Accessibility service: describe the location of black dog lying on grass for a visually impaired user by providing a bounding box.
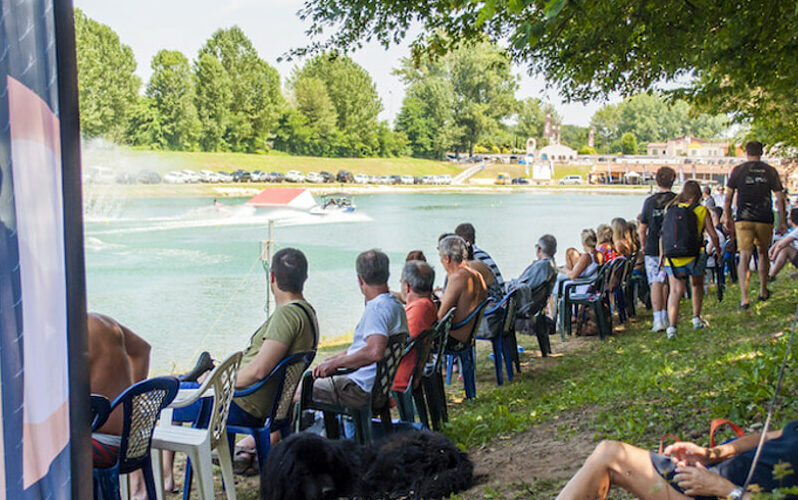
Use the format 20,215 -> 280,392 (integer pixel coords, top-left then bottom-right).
262,430 -> 474,499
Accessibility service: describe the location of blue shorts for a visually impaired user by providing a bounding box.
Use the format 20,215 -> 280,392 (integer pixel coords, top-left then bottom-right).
173,381 -> 263,427
649,452 -> 717,499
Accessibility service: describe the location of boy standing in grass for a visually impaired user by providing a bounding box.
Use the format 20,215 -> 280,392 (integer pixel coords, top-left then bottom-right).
638,166 -> 676,333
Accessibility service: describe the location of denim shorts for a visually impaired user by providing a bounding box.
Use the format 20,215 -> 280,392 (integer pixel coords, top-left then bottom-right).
665,253 -> 707,278
649,452 -> 717,500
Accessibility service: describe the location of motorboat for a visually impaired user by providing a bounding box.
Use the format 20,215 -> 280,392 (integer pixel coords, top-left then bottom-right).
309,193 -> 356,216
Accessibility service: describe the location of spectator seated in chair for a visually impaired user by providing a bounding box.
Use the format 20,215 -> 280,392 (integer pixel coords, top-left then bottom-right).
306,249 -> 408,410
88,313 -> 152,499
162,247 -> 319,483
436,235 -> 488,349
391,260 -> 438,392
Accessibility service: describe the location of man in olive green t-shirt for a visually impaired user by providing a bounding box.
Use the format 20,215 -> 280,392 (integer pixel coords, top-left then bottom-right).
163,247 -> 318,488
233,295 -> 317,420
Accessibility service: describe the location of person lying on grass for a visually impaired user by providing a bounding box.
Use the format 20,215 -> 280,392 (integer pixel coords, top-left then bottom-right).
557,419 -> 798,500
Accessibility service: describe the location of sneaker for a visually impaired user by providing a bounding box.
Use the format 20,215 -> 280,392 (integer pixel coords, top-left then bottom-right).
692,316 -> 708,330
651,318 -> 666,332
666,326 -> 677,339
179,351 -> 214,382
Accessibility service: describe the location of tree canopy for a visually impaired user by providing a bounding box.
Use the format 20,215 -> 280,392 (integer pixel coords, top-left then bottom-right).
146,50 -> 200,150
291,0 -> 798,148
590,93 -> 727,153
395,41 -> 517,157
74,8 -> 141,142
198,27 -> 284,153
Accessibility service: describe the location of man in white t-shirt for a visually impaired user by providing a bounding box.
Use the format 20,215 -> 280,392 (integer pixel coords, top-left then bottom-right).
310,249 -> 408,407
768,208 -> 798,280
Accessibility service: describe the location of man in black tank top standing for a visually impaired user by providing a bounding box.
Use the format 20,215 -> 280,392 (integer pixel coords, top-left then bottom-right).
723,141 -> 787,309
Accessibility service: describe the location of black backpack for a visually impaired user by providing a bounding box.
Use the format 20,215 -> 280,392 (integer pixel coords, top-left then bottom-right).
661,202 -> 700,258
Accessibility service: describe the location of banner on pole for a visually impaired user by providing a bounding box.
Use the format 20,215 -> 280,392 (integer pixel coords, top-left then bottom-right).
1,1 -> 76,498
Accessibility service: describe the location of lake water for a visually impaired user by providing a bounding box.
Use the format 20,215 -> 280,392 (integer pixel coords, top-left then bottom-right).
84,191 -> 646,373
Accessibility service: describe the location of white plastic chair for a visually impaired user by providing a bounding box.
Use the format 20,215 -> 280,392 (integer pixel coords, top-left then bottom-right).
151,351 -> 242,500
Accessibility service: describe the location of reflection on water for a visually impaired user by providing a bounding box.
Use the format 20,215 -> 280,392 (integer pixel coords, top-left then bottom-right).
84,192 -> 645,373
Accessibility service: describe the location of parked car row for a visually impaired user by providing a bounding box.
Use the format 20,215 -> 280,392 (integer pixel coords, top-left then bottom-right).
86,167 -> 456,186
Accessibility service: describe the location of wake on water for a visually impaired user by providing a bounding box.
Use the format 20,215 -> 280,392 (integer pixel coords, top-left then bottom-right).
85,202 -> 372,237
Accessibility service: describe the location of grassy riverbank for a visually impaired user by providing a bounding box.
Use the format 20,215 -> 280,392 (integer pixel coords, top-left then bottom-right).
443,275 -> 798,498
165,275 -> 797,499
84,147 -> 461,177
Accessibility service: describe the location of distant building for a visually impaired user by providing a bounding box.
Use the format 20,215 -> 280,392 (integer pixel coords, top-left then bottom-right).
647,136 -> 729,157
543,112 -> 561,145
540,143 -> 577,161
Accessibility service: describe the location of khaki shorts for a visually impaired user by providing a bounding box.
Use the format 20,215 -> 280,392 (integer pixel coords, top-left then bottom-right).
312,375 -> 370,408
735,222 -> 773,252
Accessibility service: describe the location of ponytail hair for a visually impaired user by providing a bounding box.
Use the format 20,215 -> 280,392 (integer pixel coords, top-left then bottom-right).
668,180 -> 702,208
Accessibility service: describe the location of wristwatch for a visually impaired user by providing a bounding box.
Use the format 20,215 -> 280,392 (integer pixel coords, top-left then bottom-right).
728,486 -> 745,500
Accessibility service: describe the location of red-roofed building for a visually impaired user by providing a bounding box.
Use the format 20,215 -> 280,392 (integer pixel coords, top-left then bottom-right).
247,188 -> 316,208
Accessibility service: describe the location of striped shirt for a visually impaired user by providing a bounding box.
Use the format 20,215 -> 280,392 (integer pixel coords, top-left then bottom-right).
473,245 -> 504,287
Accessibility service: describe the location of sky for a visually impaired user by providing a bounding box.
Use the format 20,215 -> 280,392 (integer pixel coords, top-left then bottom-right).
73,0 -> 616,127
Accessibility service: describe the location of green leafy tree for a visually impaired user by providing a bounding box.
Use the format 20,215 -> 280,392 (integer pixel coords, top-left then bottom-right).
515,97 -> 546,144
291,0 -> 798,149
449,42 -> 518,155
293,77 -> 338,136
146,50 -> 200,150
294,53 -> 382,156
194,53 -> 232,152
74,8 -> 141,142
561,124 -> 588,149
396,40 -> 517,157
590,104 -> 620,153
620,132 -> 638,155
197,27 -> 284,153
125,97 -> 165,149
395,69 -> 457,159
592,93 -> 728,151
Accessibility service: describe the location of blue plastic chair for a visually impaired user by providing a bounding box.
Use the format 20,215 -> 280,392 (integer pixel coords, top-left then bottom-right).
91,394 -> 111,431
92,376 -> 179,500
476,289 -> 519,386
226,351 -> 315,474
444,299 -> 490,399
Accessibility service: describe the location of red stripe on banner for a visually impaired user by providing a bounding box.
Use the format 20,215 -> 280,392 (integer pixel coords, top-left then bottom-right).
7,76 -> 61,156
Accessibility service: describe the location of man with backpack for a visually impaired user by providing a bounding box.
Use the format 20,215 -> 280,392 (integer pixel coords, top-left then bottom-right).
723,141 -> 787,309
660,181 -> 721,339
638,166 -> 677,333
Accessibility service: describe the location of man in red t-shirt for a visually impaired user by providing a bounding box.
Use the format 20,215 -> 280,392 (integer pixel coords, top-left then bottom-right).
392,260 -> 438,392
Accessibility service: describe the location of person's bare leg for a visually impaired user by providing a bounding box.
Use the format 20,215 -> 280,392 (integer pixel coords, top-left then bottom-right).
757,245 -> 769,297
738,249 -> 753,306
650,282 -> 664,313
557,441 -> 690,500
667,276 -> 685,328
690,274 -> 704,318
161,449 -> 178,492
770,248 -> 790,278
129,470 -> 147,500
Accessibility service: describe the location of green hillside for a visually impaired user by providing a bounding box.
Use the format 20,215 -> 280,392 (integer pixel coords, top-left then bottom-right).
83,148 -> 463,177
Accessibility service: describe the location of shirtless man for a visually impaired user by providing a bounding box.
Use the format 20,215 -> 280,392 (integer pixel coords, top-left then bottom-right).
437,235 -> 487,344
88,313 -> 151,497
